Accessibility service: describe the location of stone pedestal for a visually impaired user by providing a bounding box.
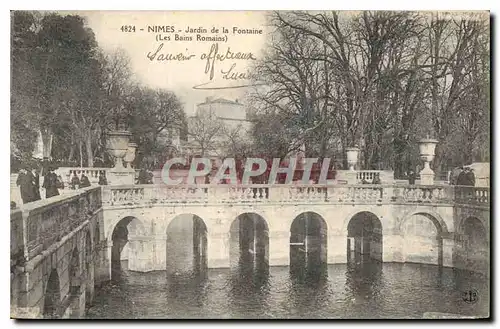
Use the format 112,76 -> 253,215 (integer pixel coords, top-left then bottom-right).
107,168 -> 135,185
344,171 -> 358,185
419,169 -> 435,185
418,138 -> 438,185
268,230 -> 290,266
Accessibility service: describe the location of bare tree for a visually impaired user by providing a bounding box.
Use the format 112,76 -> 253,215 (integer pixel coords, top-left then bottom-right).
187,111 -> 225,156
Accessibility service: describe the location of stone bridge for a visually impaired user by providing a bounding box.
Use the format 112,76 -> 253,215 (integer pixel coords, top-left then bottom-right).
11,184 -> 490,318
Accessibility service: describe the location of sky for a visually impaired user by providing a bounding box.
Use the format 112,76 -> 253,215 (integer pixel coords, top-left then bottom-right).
69,11 -> 271,115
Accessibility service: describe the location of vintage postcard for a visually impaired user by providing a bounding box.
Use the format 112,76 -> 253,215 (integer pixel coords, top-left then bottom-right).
10,10 -> 490,319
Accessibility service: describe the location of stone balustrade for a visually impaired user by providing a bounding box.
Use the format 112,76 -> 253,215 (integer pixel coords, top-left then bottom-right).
99,184 -> 482,207
455,186 -> 490,205
10,186 -> 102,262
56,167 -> 109,186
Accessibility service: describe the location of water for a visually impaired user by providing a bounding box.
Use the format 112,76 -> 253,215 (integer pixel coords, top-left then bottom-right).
87,262 -> 489,319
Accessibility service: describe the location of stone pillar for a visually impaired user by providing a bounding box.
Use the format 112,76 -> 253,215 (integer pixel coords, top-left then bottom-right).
268,230 -> 290,266
442,236 -> 455,268
85,263 -> 95,305
95,239 -> 112,285
344,171 -> 358,185
207,232 -> 230,268
327,233 -> 347,264
382,235 -> 404,263
128,237 -> 167,272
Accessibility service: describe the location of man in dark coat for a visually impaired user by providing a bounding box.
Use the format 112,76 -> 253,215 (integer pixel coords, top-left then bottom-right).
456,168 -> 467,186
465,168 -> 476,186
372,173 -> 381,184
80,173 -> 91,188
408,170 -> 416,185
137,169 -> 148,184
43,167 -> 60,198
16,168 -> 34,204
31,168 -> 41,201
70,173 -> 80,189
98,172 -> 108,185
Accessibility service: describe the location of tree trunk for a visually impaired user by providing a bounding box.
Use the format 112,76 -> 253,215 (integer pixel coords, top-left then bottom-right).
79,141 -> 83,168
86,134 -> 94,167
40,127 -> 53,160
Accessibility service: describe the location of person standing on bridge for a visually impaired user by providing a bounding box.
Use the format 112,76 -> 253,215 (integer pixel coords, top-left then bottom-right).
31,167 -> 41,202
43,167 -> 60,199
456,167 -> 467,186
70,172 -> 80,189
408,170 -> 416,185
16,167 -> 35,204
98,172 -> 108,185
465,168 -> 476,187
80,173 -> 91,188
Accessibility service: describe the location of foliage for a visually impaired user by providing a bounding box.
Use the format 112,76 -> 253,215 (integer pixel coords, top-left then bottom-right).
251,11 -> 490,176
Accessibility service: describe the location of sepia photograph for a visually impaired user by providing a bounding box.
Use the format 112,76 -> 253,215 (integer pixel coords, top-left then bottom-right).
9,10 -> 490,320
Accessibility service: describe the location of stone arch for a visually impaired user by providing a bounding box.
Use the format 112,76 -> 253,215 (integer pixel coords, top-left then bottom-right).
398,211 -> 448,237
229,212 -> 269,272
110,216 -> 146,279
290,212 -> 328,277
400,212 -> 444,266
166,214 -> 208,276
341,207 -> 385,235
346,211 -> 383,263
43,269 -> 61,319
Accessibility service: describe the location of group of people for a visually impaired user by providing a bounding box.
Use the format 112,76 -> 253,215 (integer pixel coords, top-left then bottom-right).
15,166 -> 62,205
361,173 -> 382,185
15,167 -> 110,207
450,167 -> 476,186
70,172 -> 92,189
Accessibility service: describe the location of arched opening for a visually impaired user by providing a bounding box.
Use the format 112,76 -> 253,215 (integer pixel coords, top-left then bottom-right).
111,216 -> 144,280
347,212 -> 383,264
69,248 -> 81,295
85,231 -> 92,308
43,269 -> 61,319
401,213 -> 443,266
290,212 -> 327,279
229,213 -> 269,277
166,214 -> 207,277
462,217 -> 488,274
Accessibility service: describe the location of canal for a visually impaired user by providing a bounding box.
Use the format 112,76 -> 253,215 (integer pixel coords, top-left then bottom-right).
86,261 -> 488,319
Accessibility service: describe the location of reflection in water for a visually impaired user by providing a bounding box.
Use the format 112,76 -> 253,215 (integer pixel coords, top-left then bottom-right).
227,261 -> 270,318
87,262 -> 489,319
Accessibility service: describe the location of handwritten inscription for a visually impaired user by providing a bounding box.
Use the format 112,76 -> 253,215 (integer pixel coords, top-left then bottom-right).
201,43 -> 256,81
146,42 -> 257,87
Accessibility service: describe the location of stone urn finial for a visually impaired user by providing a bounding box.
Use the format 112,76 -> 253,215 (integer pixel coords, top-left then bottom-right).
346,147 -> 360,171
418,138 -> 438,185
106,131 -> 132,170
124,142 -> 138,169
